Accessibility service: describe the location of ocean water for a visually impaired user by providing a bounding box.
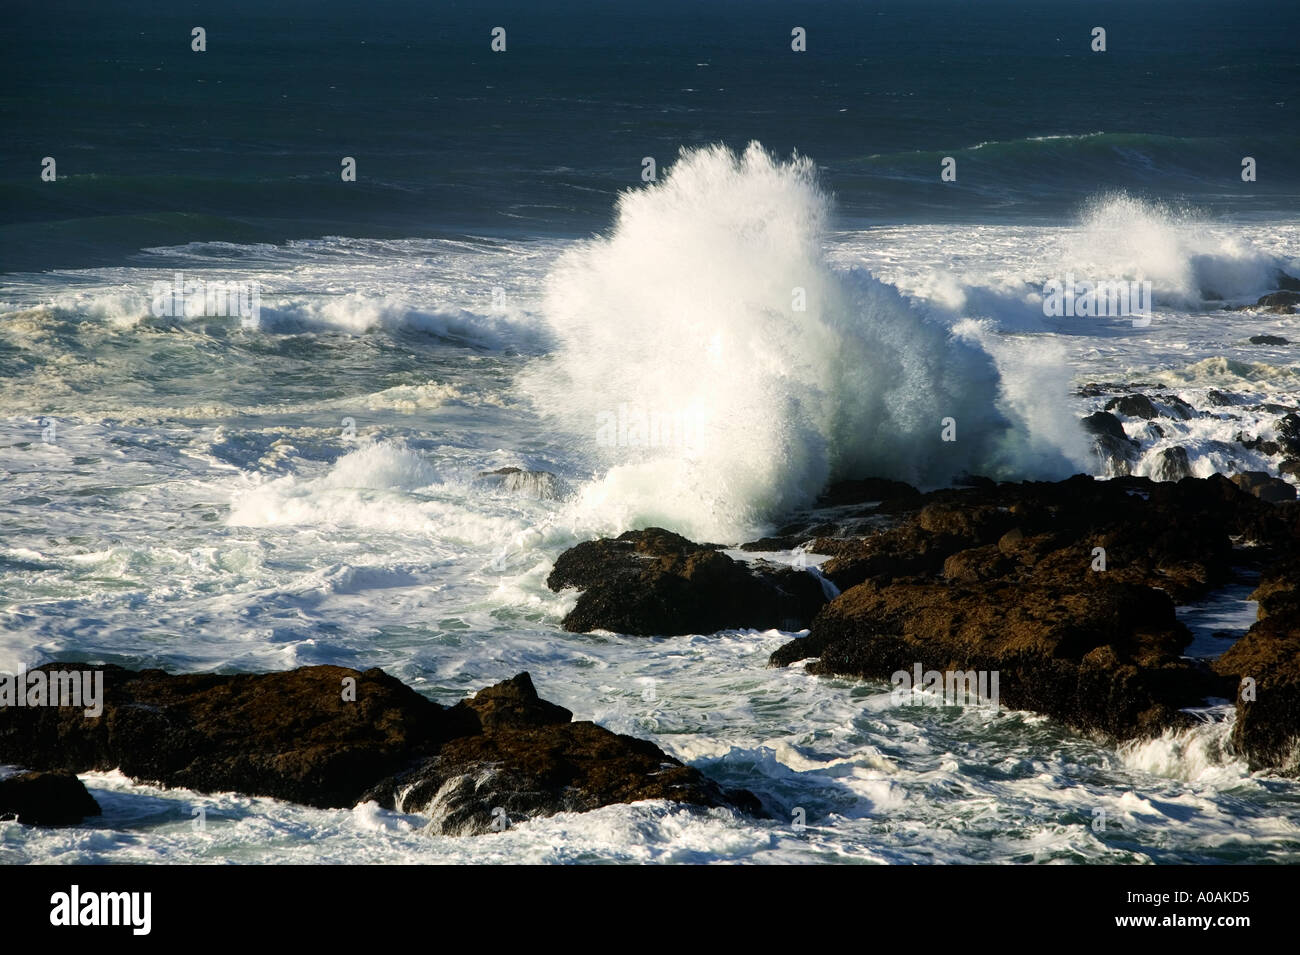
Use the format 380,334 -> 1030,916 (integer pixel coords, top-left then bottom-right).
3,0 -> 1300,863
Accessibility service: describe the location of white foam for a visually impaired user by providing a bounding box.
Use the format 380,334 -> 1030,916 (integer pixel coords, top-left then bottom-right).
524,143 -> 1086,542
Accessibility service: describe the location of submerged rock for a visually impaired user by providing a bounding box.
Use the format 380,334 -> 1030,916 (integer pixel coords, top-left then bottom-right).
477,467 -> 569,500
547,528 -> 827,635
0,771 -> 101,826
1249,334 -> 1290,345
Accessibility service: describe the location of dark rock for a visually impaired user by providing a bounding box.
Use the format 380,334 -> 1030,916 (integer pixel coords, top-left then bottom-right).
0,664 -> 448,809
769,475 -> 1299,749
477,467 -> 568,500
1212,614 -> 1300,773
1256,291 -> 1300,313
1249,557 -> 1300,621
1278,414 -> 1300,456
1235,433 -> 1281,456
1082,410 -> 1130,442
774,577 -> 1225,741
818,475 -> 1254,602
1250,335 -> 1290,345
1205,389 -> 1236,407
0,667 -> 759,830
1152,446 -> 1192,482
739,535 -> 807,552
0,771 -> 101,826
547,528 -> 827,635
816,477 -> 921,508
1280,458 -> 1300,479
457,672 -> 572,731
361,677 -> 762,835
1231,471 -> 1296,503
1156,394 -> 1197,420
1081,411 -> 1140,473
1077,382 -> 1156,398
1105,394 -> 1159,419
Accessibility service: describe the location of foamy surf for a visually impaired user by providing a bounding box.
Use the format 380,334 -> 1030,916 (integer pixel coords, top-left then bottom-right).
4,145 -> 1299,867
524,144 -> 1088,542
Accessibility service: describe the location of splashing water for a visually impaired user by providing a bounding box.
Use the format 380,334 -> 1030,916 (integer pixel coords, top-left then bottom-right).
524,143 -> 1087,542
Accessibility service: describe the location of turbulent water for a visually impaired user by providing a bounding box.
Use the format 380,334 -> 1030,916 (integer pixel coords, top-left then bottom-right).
4,142 -> 1300,862
4,0 -> 1300,863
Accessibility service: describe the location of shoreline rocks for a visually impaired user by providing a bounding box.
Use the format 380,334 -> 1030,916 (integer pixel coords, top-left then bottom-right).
0,665 -> 758,830
362,674 -> 761,835
546,527 -> 826,635
1212,558 -> 1300,771
763,474 -> 1299,761
0,771 -> 102,826
546,474 -> 1300,772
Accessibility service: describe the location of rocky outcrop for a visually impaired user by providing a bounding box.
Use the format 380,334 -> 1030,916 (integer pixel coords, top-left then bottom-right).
1231,471 -> 1297,503
361,673 -> 761,835
0,665 -> 446,809
1213,616 -> 1300,773
767,474 -> 1300,754
1104,394 -> 1159,419
477,467 -> 569,500
0,666 -> 757,830
1081,411 -> 1139,472
0,771 -> 101,826
1257,292 -> 1300,313
771,576 -> 1225,739
815,477 -> 922,508
547,528 -> 826,635
1211,558 -> 1300,771
1152,446 -> 1192,482
812,475 -> 1263,602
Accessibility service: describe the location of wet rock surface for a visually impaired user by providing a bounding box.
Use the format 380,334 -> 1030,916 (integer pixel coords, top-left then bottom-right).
362,674 -> 761,835
1212,557 -> 1300,771
547,527 -> 827,635
0,666 -> 756,829
760,475 -> 1300,762
0,771 -> 102,826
